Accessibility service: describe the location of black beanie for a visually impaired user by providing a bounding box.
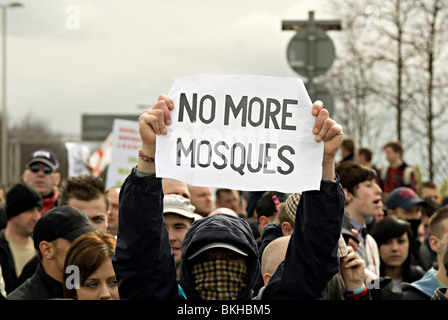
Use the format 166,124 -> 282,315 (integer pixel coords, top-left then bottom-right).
6,183 -> 43,220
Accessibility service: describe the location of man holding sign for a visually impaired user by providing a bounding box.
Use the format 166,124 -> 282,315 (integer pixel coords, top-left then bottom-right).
113,75 -> 358,300
156,74 -> 326,193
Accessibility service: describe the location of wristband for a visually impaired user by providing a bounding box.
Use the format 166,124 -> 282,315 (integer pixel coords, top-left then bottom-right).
345,284 -> 366,295
345,284 -> 367,299
138,148 -> 155,163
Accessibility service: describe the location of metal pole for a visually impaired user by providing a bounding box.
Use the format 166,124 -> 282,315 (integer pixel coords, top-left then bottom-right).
1,5 -> 7,186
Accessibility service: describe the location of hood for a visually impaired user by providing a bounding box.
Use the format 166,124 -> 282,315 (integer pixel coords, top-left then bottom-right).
410,267 -> 444,297
179,213 -> 260,300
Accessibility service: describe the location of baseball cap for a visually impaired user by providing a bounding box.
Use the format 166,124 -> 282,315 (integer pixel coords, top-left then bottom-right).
32,205 -> 97,250
386,187 -> 427,210
188,242 -> 248,260
163,194 -> 195,219
26,149 -> 59,170
6,183 -> 43,220
255,191 -> 288,218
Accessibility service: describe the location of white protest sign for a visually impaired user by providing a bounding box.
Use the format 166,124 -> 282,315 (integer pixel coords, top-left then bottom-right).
65,142 -> 91,177
106,119 -> 141,189
156,74 -> 323,193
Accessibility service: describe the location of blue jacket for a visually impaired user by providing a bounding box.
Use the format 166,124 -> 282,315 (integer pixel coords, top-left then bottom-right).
113,168 -> 345,300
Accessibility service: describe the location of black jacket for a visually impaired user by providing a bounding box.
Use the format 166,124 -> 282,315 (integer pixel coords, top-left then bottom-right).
257,222 -> 283,262
0,205 -> 6,230
0,229 -> 24,294
0,229 -> 38,295
6,263 -> 63,300
113,168 -> 345,300
112,172 -> 179,300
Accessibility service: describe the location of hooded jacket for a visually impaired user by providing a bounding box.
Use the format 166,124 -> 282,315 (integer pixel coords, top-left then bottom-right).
179,213 -> 260,300
113,168 -> 344,300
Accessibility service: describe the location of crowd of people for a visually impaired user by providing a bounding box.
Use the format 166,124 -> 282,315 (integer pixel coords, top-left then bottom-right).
0,96 -> 447,302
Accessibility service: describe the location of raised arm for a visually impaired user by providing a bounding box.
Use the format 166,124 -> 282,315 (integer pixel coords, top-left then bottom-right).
112,95 -> 179,300
311,100 -> 343,180
263,101 -> 345,299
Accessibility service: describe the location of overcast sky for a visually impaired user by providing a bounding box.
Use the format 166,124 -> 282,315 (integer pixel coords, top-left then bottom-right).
5,0 -> 337,136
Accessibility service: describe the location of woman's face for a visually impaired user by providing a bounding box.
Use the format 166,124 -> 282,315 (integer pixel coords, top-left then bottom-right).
76,259 -> 119,300
379,232 -> 409,268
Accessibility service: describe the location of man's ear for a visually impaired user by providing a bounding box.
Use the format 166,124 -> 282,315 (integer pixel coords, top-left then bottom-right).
281,222 -> 293,236
343,188 -> 354,205
429,235 -> 439,254
39,241 -> 55,259
258,215 -> 270,233
263,273 -> 272,287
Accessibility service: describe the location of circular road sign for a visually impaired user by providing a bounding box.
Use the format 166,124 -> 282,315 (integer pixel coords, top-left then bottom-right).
286,27 -> 336,78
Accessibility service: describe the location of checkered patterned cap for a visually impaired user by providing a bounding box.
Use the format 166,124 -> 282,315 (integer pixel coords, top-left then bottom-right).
285,192 -> 301,223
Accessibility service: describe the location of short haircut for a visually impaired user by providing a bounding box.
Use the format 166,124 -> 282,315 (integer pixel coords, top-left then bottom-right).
357,147 -> 373,162
418,181 -> 438,194
383,140 -> 403,154
59,175 -> 109,209
261,235 -> 290,276
341,137 -> 355,153
335,161 -> 377,196
215,188 -> 238,202
278,202 -> 294,226
429,206 -> 448,239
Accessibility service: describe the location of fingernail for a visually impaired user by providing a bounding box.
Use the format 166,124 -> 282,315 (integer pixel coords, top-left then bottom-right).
313,128 -> 319,134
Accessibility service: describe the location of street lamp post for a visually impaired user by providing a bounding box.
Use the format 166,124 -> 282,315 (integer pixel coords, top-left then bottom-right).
1,2 -> 23,186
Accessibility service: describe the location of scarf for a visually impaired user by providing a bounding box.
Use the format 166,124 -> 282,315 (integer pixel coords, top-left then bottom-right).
191,259 -> 249,300
42,190 -> 58,214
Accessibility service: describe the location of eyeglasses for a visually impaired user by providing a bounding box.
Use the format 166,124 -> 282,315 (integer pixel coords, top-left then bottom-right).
27,164 -> 55,174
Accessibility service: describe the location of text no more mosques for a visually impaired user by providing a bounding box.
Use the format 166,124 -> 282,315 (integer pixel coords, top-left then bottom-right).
175,92 -> 300,176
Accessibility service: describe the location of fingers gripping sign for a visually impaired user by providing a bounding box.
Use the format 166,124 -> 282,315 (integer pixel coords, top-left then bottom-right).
311,100 -> 343,180
138,95 -> 175,173
147,75 -> 344,192
311,100 -> 343,157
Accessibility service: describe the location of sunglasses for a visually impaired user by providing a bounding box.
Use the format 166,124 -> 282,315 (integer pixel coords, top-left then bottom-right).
28,164 -> 55,174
